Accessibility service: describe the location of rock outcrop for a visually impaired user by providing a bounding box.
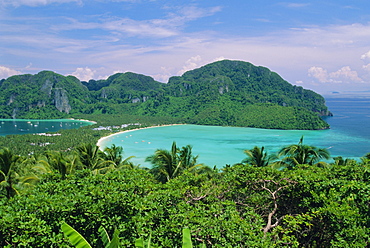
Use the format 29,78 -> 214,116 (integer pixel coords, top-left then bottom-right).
53,88 -> 71,113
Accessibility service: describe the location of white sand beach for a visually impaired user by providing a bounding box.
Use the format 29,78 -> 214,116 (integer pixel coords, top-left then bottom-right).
96,124 -> 183,148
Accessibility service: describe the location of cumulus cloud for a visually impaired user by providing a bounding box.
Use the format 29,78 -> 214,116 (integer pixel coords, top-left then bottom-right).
308,67 -> 329,83
361,51 -> 370,60
308,66 -> 363,83
70,67 -> 95,81
330,66 -> 362,82
177,55 -> 202,75
0,66 -> 22,79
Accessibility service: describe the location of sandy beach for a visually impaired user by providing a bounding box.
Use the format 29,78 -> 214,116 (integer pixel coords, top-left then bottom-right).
96,124 -> 184,148
68,118 -> 97,124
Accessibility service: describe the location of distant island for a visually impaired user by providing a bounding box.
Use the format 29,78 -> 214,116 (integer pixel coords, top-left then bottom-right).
0,60 -> 331,130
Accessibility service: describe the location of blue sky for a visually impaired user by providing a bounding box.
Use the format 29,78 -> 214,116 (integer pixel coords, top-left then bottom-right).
1,0 -> 370,95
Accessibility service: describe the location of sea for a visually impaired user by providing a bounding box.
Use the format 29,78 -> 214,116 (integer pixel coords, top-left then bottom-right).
0,119 -> 93,136
0,98 -> 368,168
98,97 -> 370,168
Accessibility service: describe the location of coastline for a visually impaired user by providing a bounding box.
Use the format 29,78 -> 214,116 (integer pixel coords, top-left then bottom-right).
0,118 -> 97,124
67,118 -> 97,124
96,124 -> 184,148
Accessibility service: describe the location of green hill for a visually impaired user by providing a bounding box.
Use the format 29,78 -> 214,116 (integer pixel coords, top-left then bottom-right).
0,71 -> 91,118
0,60 -> 331,130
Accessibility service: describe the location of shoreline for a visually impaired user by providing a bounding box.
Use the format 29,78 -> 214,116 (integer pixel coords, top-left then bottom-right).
96,124 -> 185,148
0,118 -> 97,124
67,118 -> 97,124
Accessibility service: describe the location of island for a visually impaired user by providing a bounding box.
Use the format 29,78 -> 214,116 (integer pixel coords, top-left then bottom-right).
0,60 -> 331,130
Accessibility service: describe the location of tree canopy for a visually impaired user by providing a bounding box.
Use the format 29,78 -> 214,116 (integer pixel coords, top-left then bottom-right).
0,139 -> 369,247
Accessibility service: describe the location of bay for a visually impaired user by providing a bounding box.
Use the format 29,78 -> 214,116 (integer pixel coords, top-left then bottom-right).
0,119 -> 94,136
98,97 -> 370,168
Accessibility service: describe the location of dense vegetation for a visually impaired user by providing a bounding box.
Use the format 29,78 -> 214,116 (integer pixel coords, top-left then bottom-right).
1,60 -> 355,247
0,137 -> 369,247
0,114 -> 183,156
0,60 -> 330,130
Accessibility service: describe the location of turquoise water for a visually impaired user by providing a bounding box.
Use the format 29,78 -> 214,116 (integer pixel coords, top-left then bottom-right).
99,97 -> 370,168
0,119 -> 93,136
98,124 -> 368,168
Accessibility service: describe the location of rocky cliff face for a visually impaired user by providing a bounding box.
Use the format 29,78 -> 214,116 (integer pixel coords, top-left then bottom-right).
40,79 -> 54,96
53,88 -> 71,113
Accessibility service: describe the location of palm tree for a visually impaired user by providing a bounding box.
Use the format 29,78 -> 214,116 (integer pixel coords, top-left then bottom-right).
241,146 -> 275,167
365,153 -> 370,160
333,156 -> 356,166
146,142 -> 203,183
46,151 -> 78,179
278,136 -> 330,169
0,147 -> 21,198
16,153 -> 51,191
75,143 -> 107,173
101,144 -> 135,169
361,153 -> 370,165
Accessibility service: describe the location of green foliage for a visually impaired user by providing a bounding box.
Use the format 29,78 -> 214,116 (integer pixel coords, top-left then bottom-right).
135,235 -> 153,248
0,114 -> 183,156
146,142 -> 205,183
61,222 -> 121,248
278,136 -> 330,169
0,137 -> 369,247
241,146 -> 275,167
0,60 -> 330,130
182,228 -> 193,248
61,222 -> 92,248
0,147 -> 21,198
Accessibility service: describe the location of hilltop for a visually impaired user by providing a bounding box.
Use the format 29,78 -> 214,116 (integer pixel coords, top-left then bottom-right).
0,60 -> 330,130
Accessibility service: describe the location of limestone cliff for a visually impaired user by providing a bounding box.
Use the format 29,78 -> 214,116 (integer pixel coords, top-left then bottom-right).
53,88 -> 71,114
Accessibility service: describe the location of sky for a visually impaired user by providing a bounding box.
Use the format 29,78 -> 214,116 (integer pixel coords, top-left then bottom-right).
1,0 -> 370,95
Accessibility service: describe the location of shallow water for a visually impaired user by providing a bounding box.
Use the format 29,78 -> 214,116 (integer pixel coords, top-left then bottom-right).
98,124 -> 368,168
98,97 -> 370,168
0,119 -> 93,136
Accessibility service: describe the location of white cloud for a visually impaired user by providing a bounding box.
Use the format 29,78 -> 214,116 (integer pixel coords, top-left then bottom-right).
0,66 -> 22,79
151,70 -> 169,83
103,18 -> 178,38
150,56 -> 226,82
2,2 -> 370,94
177,55 -> 202,75
363,63 -> 370,71
70,67 -> 95,81
212,56 -> 226,62
174,5 -> 222,23
287,23 -> 370,48
1,0 -> 82,7
308,67 -> 329,83
361,51 -> 370,60
308,66 -> 363,83
330,66 -> 362,82
97,70 -> 124,80
51,5 -> 221,38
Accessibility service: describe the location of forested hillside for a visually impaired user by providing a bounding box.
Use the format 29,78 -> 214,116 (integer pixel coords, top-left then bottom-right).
0,60 -> 331,130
